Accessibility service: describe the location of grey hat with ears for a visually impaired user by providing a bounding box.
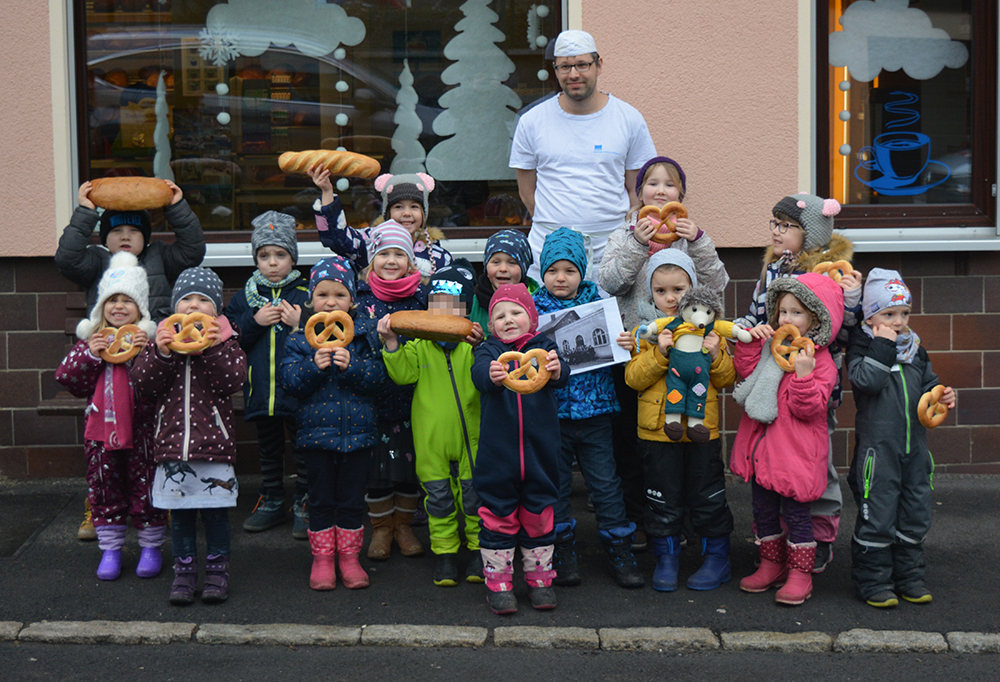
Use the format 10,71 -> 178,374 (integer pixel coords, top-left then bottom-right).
251,211 -> 299,263
772,193 -> 841,252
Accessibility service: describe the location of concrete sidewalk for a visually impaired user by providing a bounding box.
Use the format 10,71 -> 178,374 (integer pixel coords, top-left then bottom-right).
2,474 -> 1000,651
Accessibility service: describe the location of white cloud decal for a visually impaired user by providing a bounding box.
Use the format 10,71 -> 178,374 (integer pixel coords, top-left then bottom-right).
829,0 -> 968,82
205,0 -> 365,59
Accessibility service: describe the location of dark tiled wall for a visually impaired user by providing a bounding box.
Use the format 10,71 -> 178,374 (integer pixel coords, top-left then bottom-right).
1,249 -> 999,478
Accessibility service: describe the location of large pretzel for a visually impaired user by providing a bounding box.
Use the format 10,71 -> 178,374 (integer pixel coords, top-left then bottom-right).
98,325 -> 142,364
305,311 -> 354,349
497,348 -> 551,395
638,201 -> 688,244
770,324 -> 815,373
164,312 -> 216,354
812,260 -> 853,283
917,385 -> 950,429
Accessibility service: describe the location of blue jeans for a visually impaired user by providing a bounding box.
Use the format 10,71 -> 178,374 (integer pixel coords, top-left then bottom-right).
555,415 -> 629,532
171,508 -> 231,559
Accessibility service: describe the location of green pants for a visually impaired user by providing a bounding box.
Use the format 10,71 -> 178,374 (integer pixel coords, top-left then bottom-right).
418,451 -> 481,554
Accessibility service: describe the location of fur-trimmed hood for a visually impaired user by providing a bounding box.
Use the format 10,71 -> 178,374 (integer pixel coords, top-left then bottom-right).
766,272 -> 844,348
761,232 -> 854,278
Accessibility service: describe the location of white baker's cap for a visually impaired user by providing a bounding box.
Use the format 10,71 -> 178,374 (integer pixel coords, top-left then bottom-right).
553,30 -> 597,58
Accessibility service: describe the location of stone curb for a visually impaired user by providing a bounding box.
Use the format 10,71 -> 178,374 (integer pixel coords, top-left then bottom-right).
0,622 -> 24,642
196,624 -> 360,646
18,620 -> 195,645
722,631 -> 833,653
834,628 -> 948,653
494,626 -> 599,649
361,624 -> 488,648
598,627 -> 719,652
946,632 -> 1000,654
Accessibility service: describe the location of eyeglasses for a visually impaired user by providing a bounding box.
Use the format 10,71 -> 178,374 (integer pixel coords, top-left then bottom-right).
769,219 -> 802,234
554,60 -> 595,75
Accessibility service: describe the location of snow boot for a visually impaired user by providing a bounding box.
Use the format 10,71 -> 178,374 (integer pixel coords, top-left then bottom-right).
900,583 -> 933,604
433,553 -> 460,587
775,541 -> 816,605
202,554 -> 230,603
365,494 -> 395,560
308,527 -> 337,590
482,548 -> 517,615
650,535 -> 683,592
392,492 -> 425,557
740,533 -> 789,593
599,526 -> 644,589
866,590 -> 900,608
336,526 -> 370,589
813,540 -> 833,573
242,492 -> 287,532
687,535 -> 731,591
465,552 -> 485,583
136,525 -> 166,578
78,498 -> 97,541
523,545 -> 557,610
291,494 -> 309,540
169,556 -> 198,605
95,524 -> 127,580
552,521 -> 581,586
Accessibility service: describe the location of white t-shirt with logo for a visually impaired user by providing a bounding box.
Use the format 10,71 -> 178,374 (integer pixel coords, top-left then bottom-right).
510,93 -> 656,279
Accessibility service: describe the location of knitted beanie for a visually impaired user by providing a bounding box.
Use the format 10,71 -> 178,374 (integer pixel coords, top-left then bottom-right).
429,258 -> 476,313
76,251 -> 156,340
540,227 -> 587,278
251,211 -> 299,263
367,219 -> 416,265
646,248 -> 698,299
308,255 -> 356,299
171,267 -> 224,315
862,268 -> 912,320
489,283 -> 538,334
484,229 -> 533,275
100,210 -> 152,249
772,192 -> 841,251
634,156 -> 687,200
374,172 -> 435,219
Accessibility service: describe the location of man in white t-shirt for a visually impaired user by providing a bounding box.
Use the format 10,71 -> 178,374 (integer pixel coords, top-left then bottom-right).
510,30 -> 657,281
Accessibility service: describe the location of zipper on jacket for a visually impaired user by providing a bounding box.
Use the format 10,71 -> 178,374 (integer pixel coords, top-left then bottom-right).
182,357 -> 192,461
212,406 -> 230,441
863,448 -> 875,499
445,350 -> 474,474
268,286 -> 281,416
928,450 -> 935,490
898,364 -> 912,453
155,404 -> 165,438
247,365 -> 252,399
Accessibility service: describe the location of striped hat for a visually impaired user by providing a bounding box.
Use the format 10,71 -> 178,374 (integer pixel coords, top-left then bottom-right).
367,220 -> 416,266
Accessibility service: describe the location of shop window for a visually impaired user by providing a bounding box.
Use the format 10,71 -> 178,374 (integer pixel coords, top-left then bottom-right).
817,0 -> 996,228
76,0 -> 562,238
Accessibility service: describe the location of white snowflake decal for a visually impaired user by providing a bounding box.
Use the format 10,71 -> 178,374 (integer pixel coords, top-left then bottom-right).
198,27 -> 242,67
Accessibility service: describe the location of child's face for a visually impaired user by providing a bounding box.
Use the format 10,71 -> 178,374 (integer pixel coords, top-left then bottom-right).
389,200 -> 424,235
770,215 -> 804,255
543,260 -> 582,300
777,292 -> 816,336
103,293 -> 139,328
650,267 -> 691,316
867,305 -> 911,334
486,252 -> 521,290
256,245 -> 294,283
490,301 -> 531,341
106,226 -> 144,257
371,247 -> 412,281
312,279 -> 352,313
641,165 -> 681,207
176,294 -> 217,317
428,292 -> 467,317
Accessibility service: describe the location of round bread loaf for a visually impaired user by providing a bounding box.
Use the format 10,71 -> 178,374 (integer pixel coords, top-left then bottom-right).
89,177 -> 173,211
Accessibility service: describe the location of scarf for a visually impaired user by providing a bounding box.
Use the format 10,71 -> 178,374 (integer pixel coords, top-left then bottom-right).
534,280 -> 601,311
474,272 -> 495,312
244,269 -> 302,309
84,363 -> 134,450
862,323 -> 920,365
732,347 -> 784,424
367,271 -> 421,302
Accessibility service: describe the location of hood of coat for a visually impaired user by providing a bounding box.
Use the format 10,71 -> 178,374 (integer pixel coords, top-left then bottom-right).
766,272 -> 844,347
762,232 -> 854,275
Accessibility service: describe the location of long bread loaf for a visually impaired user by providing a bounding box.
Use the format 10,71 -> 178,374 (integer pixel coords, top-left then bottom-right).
278,150 -> 380,179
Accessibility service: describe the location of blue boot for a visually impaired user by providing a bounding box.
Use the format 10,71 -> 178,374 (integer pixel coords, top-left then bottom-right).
687,535 -> 731,591
650,535 -> 682,592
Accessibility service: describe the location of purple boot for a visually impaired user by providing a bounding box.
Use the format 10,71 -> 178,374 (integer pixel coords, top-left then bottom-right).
136,526 -> 166,578
95,524 -> 127,581
169,557 -> 198,605
202,554 -> 230,603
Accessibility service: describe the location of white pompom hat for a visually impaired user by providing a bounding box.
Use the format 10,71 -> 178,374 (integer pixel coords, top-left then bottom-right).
76,252 -> 156,340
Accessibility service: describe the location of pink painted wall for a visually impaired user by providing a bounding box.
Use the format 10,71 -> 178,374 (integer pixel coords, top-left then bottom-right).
0,3 -> 57,257
584,1 -> 802,248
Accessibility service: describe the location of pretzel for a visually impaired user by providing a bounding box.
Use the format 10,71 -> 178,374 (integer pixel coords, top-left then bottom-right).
638,202 -> 688,244
389,310 -> 474,343
278,150 -> 380,179
770,324 -> 815,372
305,311 -> 355,349
812,260 -> 854,283
164,312 -> 216,353
917,385 -> 949,429
89,177 -> 173,211
497,348 -> 551,395
97,325 -> 142,364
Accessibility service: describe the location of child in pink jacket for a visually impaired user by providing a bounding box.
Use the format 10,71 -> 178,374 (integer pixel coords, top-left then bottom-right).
729,272 -> 844,606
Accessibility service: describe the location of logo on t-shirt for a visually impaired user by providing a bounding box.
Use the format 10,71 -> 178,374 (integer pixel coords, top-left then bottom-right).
592,144 -> 619,156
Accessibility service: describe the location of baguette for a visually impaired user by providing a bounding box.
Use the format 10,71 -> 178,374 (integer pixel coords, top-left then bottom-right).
89,177 -> 173,211
278,149 -> 380,179
389,310 -> 474,343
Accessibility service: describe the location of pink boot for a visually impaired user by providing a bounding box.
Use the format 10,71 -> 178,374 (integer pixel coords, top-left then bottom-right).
481,548 -> 517,615
776,541 -> 816,605
739,533 -> 788,593
335,526 -> 370,589
308,527 -> 337,591
523,545 -> 557,610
